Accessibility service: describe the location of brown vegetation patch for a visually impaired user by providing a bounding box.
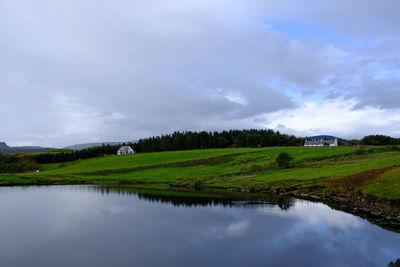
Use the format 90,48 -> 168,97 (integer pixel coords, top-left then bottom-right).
231,156 -> 271,165
301,153 -> 398,168
327,165 -> 400,189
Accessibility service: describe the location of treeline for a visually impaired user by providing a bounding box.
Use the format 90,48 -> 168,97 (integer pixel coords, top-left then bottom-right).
34,144 -> 130,164
133,130 -> 304,153
0,154 -> 38,173
361,135 -> 400,146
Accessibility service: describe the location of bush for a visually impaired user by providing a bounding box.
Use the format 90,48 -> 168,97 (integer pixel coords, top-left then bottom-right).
265,161 -> 277,170
276,152 -> 293,169
249,164 -> 263,173
355,147 -> 368,155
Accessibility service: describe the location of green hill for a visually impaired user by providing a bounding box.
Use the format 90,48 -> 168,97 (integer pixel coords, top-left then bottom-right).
1,146 -> 399,202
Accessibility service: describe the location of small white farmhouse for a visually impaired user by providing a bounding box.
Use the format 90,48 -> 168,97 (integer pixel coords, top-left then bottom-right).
117,145 -> 135,155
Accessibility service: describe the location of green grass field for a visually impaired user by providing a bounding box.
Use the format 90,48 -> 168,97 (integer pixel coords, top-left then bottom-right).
363,168 -> 400,199
1,146 -> 400,200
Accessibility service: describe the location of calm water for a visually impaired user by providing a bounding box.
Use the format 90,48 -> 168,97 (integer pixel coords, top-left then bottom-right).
0,186 -> 399,267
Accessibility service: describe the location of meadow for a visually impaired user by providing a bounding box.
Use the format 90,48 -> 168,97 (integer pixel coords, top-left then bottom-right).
1,146 -> 399,201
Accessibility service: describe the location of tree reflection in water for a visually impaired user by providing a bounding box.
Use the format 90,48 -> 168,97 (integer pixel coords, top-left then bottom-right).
87,185 -> 295,210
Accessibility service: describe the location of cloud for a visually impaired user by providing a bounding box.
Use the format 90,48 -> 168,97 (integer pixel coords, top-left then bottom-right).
261,201 -> 362,230
262,98 -> 400,139
206,219 -> 250,239
336,39 -> 400,109
0,0 -> 399,146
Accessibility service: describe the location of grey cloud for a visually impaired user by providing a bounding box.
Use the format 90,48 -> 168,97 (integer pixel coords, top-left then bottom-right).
354,78 -> 400,109
326,39 -> 400,109
0,0 -> 342,147
0,0 -> 399,146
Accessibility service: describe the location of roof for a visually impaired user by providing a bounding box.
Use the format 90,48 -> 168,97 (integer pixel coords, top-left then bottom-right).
324,139 -> 336,145
118,146 -> 133,151
307,135 -> 342,140
304,140 -> 323,146
304,139 -> 336,145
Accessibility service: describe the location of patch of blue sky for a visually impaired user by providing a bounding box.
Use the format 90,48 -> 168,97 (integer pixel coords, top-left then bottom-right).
266,78 -> 325,105
263,19 -> 351,45
372,68 -> 400,80
261,19 -> 382,52
308,92 -> 325,104
320,75 -> 335,86
266,78 -> 300,101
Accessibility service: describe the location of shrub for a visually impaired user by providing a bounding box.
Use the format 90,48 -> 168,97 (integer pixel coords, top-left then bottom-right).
265,161 -> 277,170
249,164 -> 263,173
386,145 -> 400,152
276,152 -> 293,169
355,147 -> 368,155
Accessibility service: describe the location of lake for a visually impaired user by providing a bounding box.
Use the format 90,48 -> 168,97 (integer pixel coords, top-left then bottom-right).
0,185 -> 399,267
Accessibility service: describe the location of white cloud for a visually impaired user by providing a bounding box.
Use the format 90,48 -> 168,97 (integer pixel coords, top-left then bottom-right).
206,219 -> 250,239
260,201 -> 362,230
262,98 -> 400,139
226,220 -> 250,236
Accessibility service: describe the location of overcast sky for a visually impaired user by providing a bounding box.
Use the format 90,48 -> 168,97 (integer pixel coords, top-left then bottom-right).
1,0 -> 400,147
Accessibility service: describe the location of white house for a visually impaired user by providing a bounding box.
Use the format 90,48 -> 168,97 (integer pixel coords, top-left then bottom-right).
117,145 -> 135,155
304,138 -> 338,147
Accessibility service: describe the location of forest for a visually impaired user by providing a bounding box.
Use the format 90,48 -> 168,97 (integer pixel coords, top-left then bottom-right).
133,129 -> 303,153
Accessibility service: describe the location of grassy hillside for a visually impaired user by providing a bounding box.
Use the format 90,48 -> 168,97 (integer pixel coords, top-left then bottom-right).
1,146 -> 399,200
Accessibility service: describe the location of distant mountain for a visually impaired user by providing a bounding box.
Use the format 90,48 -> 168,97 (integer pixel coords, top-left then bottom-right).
0,142 -> 8,149
0,142 -> 54,155
65,141 -> 136,150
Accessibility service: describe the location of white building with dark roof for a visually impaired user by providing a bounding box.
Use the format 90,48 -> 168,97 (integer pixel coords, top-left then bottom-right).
304,138 -> 338,147
117,145 -> 135,155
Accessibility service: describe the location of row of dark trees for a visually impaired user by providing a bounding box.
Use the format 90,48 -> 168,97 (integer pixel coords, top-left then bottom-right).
133,130 -> 304,153
34,144 -> 132,164
360,135 -> 400,146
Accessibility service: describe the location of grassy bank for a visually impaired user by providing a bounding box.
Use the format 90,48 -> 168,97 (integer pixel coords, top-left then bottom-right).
0,146 -> 399,200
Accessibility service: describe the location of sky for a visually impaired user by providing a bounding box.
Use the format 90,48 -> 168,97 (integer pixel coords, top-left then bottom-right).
1,0 -> 400,147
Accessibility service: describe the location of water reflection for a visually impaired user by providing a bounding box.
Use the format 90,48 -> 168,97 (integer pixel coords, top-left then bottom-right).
0,185 -> 399,267
90,185 -> 295,210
